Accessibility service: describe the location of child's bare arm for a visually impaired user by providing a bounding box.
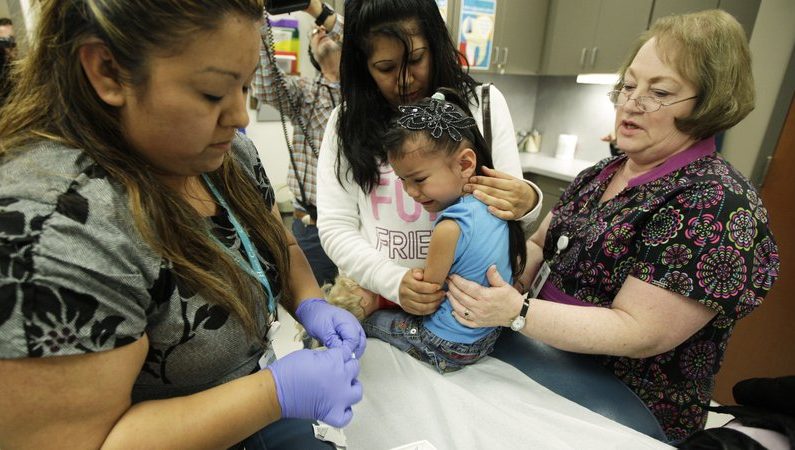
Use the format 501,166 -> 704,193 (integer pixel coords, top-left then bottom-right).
423,219 -> 461,285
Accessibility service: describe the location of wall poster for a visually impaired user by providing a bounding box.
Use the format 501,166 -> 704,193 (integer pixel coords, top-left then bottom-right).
457,0 -> 497,71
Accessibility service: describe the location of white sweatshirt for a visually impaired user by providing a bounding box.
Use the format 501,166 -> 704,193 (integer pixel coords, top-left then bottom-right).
317,85 -> 541,303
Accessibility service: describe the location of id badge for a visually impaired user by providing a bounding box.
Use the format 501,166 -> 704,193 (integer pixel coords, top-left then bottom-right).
258,320 -> 281,369
529,262 -> 551,298
266,320 -> 281,341
258,345 -> 276,369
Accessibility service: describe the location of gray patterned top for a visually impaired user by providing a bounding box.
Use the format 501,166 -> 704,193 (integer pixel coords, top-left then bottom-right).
0,134 -> 278,402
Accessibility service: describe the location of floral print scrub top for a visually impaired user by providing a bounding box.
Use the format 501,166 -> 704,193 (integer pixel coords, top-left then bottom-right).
539,137 -> 779,442
0,134 -> 280,403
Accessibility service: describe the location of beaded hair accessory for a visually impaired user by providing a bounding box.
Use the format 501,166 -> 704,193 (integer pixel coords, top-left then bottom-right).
396,92 -> 477,142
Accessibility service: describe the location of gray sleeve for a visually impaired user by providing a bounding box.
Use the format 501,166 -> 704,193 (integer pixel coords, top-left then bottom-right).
0,175 -> 153,358
231,133 -> 276,210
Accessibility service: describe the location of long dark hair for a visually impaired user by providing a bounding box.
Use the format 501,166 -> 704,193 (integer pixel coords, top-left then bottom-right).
0,0 -> 287,338
382,88 -> 527,279
337,0 -> 479,193
0,46 -> 10,106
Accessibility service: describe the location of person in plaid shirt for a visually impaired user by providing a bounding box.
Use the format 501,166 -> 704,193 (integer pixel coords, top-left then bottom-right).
253,0 -> 342,286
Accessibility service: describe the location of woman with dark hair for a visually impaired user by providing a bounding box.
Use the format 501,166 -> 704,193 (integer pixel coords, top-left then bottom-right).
0,45 -> 10,105
0,0 -> 363,448
317,0 -> 540,316
0,29 -> 14,106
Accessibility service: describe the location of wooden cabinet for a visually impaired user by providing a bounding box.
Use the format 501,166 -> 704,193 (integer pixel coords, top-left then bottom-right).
649,0 -> 718,24
650,0 -> 760,39
442,0 -> 548,75
541,0 -> 653,75
490,0 -> 549,75
541,0 -> 759,76
523,173 -> 570,234
717,0 -> 761,41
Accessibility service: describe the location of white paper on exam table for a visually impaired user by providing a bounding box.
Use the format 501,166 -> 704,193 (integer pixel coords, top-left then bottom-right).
344,339 -> 673,450
389,440 -> 438,450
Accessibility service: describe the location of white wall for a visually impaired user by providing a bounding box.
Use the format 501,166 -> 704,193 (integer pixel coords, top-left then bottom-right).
245,106 -> 295,205
531,76 -> 616,162
721,0 -> 795,177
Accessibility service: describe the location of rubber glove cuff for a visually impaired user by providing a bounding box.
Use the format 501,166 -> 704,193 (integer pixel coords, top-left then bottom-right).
295,297 -> 327,321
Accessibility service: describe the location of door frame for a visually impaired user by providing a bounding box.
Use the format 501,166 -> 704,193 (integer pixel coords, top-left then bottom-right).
752,44 -> 795,186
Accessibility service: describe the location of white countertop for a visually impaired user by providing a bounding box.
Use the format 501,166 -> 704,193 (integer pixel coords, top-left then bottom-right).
519,152 -> 596,182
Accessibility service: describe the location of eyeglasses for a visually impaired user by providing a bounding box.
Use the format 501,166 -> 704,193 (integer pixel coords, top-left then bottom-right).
607,90 -> 697,113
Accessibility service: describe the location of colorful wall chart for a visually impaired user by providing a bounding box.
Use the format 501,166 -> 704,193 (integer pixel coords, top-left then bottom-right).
458,0 -> 497,71
270,17 -> 300,74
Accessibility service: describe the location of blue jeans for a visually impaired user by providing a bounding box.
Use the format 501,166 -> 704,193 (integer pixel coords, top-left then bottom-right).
363,309 -> 501,374
291,218 -> 337,287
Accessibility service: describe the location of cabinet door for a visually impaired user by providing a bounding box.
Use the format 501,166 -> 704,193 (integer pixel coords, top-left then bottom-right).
491,0 -> 549,75
541,0 -> 601,75
648,0 -> 760,44
590,0 -> 654,73
718,0 -> 760,40
649,0 -> 719,26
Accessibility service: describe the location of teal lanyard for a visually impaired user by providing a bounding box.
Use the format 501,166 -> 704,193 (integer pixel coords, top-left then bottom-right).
202,174 -> 276,315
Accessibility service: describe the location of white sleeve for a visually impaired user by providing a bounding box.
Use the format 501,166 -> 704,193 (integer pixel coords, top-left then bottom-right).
483,85 -> 522,178
518,179 -> 543,227
316,109 -> 408,302
479,85 -> 542,224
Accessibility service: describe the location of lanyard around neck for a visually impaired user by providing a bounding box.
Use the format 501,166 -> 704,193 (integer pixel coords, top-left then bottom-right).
202,174 -> 276,315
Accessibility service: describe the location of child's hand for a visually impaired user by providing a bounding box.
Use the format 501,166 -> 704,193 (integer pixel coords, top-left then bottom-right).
398,268 -> 444,315
464,166 -> 538,220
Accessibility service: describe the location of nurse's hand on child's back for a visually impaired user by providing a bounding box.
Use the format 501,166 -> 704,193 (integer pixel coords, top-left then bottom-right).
464,166 -> 537,220
447,266 -> 522,328
398,268 -> 445,315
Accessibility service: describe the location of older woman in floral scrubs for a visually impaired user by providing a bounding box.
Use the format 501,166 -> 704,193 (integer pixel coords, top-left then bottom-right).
445,10 -> 779,443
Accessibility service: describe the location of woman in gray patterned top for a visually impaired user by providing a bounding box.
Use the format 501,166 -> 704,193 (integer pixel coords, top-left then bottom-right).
0,1 -> 364,448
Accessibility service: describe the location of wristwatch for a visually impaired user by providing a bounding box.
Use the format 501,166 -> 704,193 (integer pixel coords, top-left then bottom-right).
510,293 -> 532,332
315,2 -> 335,27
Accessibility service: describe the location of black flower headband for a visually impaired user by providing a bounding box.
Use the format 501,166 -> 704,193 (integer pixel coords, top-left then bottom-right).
396,92 -> 477,142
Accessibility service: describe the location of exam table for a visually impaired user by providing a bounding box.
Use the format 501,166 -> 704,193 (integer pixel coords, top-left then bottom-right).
257,330 -> 670,449
490,330 -> 668,441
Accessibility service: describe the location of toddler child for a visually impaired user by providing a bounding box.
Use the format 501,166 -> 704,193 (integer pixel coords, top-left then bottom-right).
322,89 -> 526,373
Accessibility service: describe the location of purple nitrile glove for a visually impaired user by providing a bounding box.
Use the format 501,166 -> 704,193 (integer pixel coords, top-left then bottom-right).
267,346 -> 362,427
296,298 -> 367,358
